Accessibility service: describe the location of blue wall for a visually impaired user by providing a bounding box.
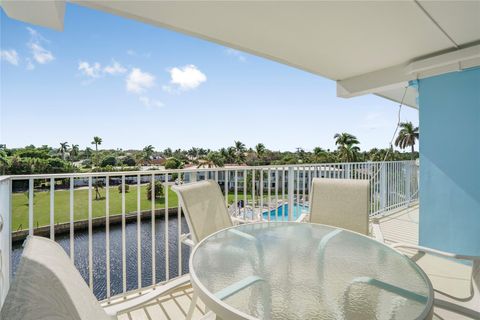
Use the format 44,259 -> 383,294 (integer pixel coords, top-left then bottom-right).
418,67 -> 480,256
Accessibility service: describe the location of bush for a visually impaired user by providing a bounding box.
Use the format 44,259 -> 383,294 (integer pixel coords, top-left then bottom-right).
147,181 -> 164,200
122,155 -> 136,166
118,184 -> 130,193
164,157 -> 183,170
101,155 -> 117,167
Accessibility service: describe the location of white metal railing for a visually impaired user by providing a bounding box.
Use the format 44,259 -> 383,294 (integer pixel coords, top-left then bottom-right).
0,160 -> 418,302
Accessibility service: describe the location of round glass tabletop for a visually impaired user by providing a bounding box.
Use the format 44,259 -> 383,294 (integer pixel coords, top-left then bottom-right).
190,222 -> 433,320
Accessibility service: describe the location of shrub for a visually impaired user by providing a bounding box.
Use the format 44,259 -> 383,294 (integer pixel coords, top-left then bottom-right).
101,155 -> 117,167
122,155 -> 136,166
118,184 -> 130,193
147,181 -> 164,200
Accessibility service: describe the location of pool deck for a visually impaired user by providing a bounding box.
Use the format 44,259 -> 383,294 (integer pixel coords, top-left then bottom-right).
114,204 -> 479,320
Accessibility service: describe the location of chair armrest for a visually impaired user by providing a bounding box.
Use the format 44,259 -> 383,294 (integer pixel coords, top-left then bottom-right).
296,213 -> 310,222
180,233 -> 195,247
391,243 -> 480,261
231,216 -> 248,224
370,218 -> 384,243
103,275 -> 190,315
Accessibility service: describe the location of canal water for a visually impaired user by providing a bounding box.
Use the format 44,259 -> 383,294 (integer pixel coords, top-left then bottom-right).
12,215 -> 191,300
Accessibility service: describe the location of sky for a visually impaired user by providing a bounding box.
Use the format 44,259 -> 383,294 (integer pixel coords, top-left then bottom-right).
0,3 -> 418,152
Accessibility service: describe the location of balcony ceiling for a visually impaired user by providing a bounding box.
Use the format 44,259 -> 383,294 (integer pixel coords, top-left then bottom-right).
2,0 -> 480,107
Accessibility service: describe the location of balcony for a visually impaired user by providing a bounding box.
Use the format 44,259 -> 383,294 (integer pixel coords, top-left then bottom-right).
0,163 -> 412,305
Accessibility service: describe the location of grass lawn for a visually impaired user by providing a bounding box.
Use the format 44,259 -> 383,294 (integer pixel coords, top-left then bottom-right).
12,186 -> 263,231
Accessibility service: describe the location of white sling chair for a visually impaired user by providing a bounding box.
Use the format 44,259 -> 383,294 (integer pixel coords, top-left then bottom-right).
1,236 -> 114,320
172,180 -> 256,320
308,178 -> 373,236
0,236 -> 190,320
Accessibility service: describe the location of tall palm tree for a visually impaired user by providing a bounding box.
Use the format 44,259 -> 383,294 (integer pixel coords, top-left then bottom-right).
91,136 -> 102,152
334,133 -> 360,162
234,141 -> 246,164
255,143 -> 266,159
395,122 -> 419,159
70,144 -> 79,161
59,142 -> 69,160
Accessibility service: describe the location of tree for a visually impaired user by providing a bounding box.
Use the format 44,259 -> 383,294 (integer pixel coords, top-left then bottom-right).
100,155 -> 117,167
0,150 -> 9,175
255,143 -> 266,159
142,145 -> 155,163
91,136 -> 102,152
198,151 -> 225,168
164,157 -> 183,170
395,122 -> 419,159
93,180 -> 104,200
70,144 -> 79,161
233,141 -> 246,164
59,142 -> 69,160
334,133 -> 360,162
122,155 -> 136,166
84,147 -> 93,159
163,148 -> 173,158
147,180 -> 164,200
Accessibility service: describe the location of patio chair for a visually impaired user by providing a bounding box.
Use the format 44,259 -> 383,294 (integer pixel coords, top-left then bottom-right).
172,180 -> 245,246
172,180 -> 258,320
0,236 -> 190,320
308,178 -> 373,236
391,243 -> 480,319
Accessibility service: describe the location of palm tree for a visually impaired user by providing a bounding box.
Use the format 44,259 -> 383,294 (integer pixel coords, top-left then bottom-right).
198,151 -> 225,168
70,144 -> 79,161
84,147 -> 93,159
234,141 -> 246,164
142,145 -> 155,163
313,147 -> 328,162
255,143 -> 266,159
59,142 -> 69,160
334,133 -> 360,162
91,136 -> 102,152
395,122 -> 419,159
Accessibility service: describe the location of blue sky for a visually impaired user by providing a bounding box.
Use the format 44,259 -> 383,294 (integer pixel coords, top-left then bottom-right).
0,3 -> 418,152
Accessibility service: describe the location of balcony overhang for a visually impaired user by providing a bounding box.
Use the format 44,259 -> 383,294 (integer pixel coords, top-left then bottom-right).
1,0 -> 479,108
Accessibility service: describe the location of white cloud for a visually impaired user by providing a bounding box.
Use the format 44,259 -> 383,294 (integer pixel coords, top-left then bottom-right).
139,96 -> 164,108
225,48 -> 246,62
164,65 -> 206,92
78,61 -> 102,78
26,27 -> 54,65
78,60 -> 126,80
126,68 -> 155,93
104,60 -> 127,75
0,49 -> 19,65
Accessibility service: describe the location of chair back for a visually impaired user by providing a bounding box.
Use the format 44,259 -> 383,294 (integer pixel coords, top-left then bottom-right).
309,178 -> 370,235
172,180 -> 233,243
0,236 -> 113,320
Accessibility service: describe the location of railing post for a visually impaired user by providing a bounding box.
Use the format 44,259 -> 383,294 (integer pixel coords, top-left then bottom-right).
288,167 -> 294,221
380,164 -> 387,213
405,161 -> 412,205
0,177 -> 12,306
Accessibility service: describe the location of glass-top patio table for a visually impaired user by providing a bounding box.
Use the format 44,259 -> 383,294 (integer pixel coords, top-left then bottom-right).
189,222 -> 433,320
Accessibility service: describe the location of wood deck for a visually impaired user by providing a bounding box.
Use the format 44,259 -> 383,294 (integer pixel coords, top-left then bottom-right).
118,204 -> 478,320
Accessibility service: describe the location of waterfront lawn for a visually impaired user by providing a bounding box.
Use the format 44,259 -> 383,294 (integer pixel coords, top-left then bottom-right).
12,186 -> 257,231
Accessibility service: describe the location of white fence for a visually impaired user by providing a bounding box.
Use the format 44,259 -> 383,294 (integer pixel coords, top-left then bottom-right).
0,160 -> 418,302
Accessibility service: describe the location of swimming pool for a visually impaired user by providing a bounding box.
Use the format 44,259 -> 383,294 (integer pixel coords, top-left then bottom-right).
262,203 -> 308,221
